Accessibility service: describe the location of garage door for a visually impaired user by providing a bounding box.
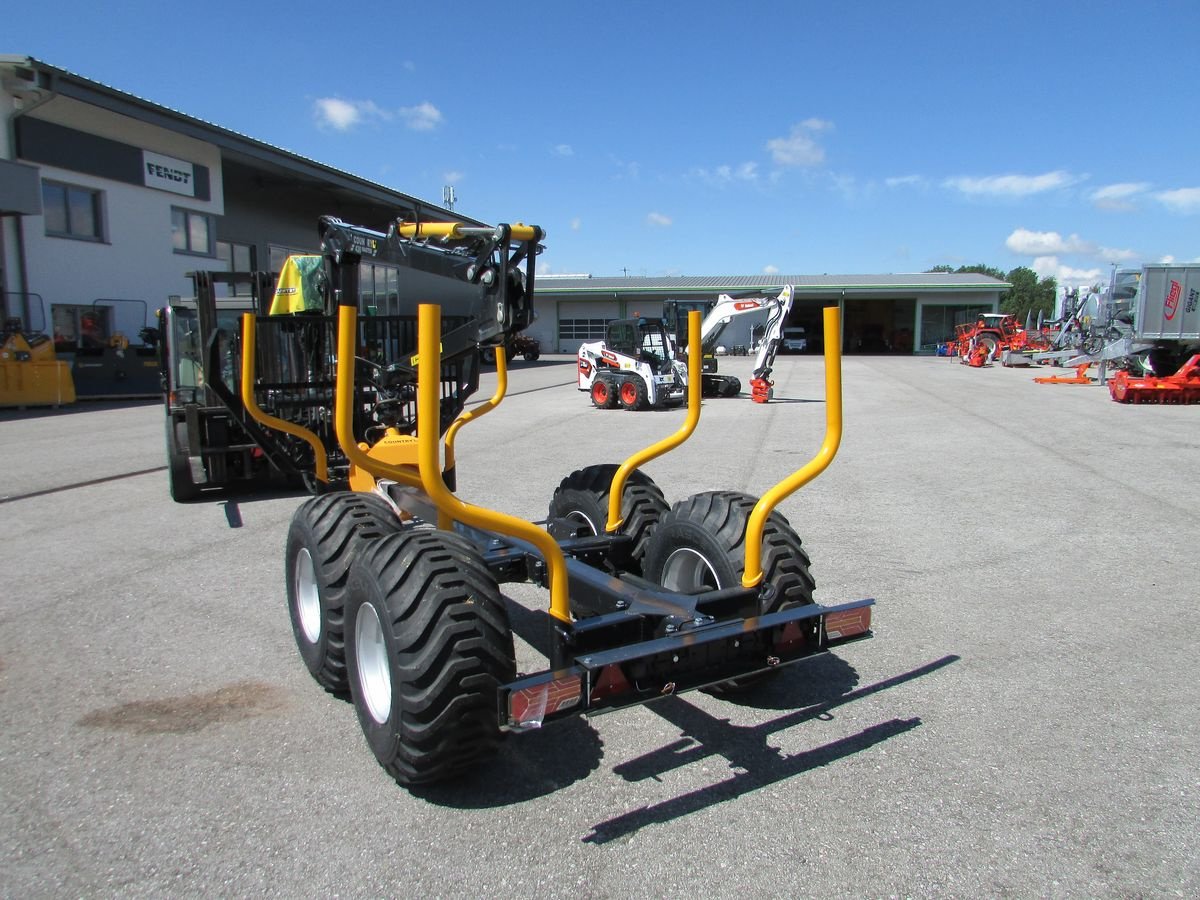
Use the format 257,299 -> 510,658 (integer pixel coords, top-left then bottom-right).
626,301 -> 663,320
556,299 -> 619,353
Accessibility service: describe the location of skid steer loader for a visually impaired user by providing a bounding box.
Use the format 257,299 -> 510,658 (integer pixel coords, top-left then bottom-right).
235,213 -> 873,787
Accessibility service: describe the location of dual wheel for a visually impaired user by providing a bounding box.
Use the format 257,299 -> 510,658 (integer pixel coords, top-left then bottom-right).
591,375 -> 650,410
286,492 -> 515,786
549,469 -> 815,691
288,475 -> 815,783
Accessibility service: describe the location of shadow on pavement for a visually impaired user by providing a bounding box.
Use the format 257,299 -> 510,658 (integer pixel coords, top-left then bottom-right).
581,654 -> 959,844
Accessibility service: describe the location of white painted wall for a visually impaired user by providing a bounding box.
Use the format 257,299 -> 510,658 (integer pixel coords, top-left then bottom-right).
12,98 -> 226,338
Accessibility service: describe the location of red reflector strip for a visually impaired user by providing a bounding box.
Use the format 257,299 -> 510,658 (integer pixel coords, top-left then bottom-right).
508,674 -> 582,728
775,620 -> 807,653
824,607 -> 871,640
589,664 -> 630,703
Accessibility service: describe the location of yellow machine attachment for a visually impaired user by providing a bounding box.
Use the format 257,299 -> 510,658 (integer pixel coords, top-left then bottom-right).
0,323 -> 76,408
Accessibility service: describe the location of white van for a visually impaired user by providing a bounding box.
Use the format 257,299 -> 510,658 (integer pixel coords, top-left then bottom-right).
782,326 -> 807,353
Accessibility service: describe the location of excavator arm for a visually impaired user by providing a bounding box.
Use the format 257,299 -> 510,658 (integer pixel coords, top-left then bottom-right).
689,286 -> 795,401
694,286 -> 795,363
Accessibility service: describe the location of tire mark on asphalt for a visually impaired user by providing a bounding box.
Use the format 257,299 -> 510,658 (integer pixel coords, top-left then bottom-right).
0,466 -> 166,505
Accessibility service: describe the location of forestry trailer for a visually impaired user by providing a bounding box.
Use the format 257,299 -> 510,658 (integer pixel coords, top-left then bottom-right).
217,215 -> 871,787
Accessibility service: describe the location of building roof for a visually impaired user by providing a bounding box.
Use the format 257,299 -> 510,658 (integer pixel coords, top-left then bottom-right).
0,55 -> 484,226
535,273 -> 1010,295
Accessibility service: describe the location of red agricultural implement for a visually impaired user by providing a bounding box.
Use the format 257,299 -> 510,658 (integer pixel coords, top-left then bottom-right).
950,313 -> 1053,366
1034,363 -> 1092,385
1109,354 -> 1200,404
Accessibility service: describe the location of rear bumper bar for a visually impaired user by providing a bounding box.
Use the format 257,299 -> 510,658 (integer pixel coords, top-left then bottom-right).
499,597 -> 873,731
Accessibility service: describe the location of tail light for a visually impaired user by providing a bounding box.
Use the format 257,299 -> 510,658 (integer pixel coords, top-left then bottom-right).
506,673 -> 582,731
824,607 -> 872,640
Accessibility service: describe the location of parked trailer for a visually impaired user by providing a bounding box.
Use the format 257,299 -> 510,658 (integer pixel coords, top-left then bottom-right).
1029,265 -> 1200,401
235,214 -> 874,787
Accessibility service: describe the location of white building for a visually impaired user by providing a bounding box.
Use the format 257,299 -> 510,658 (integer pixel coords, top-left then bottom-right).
0,55 -> 475,349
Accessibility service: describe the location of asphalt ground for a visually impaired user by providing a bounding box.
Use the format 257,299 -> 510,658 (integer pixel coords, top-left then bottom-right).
1,353 -> 1197,898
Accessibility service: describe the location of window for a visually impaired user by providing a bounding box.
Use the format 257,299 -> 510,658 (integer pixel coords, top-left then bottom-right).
215,240 -> 255,297
917,304 -> 991,353
359,262 -> 400,314
269,244 -> 313,276
558,318 -> 613,342
42,181 -> 104,241
52,304 -> 111,349
171,207 -> 213,255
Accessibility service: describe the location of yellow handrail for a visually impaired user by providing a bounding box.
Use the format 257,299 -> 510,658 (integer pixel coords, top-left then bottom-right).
333,307 -> 424,490
742,306 -> 843,587
443,344 -> 508,481
606,310 -> 703,532
239,313 -> 329,484
415,305 -> 572,623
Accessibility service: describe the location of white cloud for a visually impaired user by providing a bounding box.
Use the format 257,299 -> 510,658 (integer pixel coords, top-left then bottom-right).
443,170 -> 463,184
1090,182 -> 1150,210
1154,187 -> 1200,213
1006,228 -> 1094,256
763,265 -> 780,275
314,97 -> 441,132
313,97 -> 388,131
1099,245 -> 1140,263
609,156 -> 640,180
646,212 -> 672,227
1031,256 -> 1104,287
943,170 -> 1079,198
570,217 -> 582,231
398,102 -> 443,131
766,120 -> 833,167
552,144 -> 574,157
886,175 -> 926,188
690,162 -> 759,186
1007,228 -> 1139,266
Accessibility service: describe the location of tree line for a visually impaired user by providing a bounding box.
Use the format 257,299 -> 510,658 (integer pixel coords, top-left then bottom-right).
927,264 -> 1057,322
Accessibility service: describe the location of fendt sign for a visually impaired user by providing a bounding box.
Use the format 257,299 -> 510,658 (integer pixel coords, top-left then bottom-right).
142,150 -> 195,196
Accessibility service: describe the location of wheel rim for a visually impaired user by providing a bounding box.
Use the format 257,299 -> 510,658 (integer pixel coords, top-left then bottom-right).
294,548 -> 321,644
659,547 -> 722,593
621,382 -> 637,405
593,382 -> 608,403
355,602 -> 392,724
565,509 -> 599,536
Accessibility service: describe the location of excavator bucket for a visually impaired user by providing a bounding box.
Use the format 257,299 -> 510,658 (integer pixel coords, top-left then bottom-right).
749,376 -> 772,403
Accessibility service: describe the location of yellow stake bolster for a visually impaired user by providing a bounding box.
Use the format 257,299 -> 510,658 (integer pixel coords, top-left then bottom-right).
742,306 -> 843,588
239,313 -> 329,484
415,305 -> 572,623
443,344 -> 508,477
606,311 -> 703,532
334,306 -> 424,489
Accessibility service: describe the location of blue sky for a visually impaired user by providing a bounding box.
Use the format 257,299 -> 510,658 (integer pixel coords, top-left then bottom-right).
9,0 -> 1199,287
